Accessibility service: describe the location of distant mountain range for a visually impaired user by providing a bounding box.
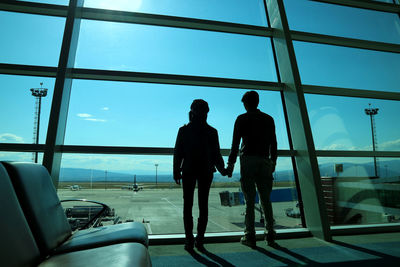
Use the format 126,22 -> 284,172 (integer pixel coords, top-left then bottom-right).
59,160 -> 399,182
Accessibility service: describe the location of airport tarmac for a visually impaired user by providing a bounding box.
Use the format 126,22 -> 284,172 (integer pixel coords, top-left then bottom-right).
57,187 -> 302,235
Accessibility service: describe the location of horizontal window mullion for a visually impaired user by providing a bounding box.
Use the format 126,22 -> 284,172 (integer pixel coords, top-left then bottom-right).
303,85 -> 400,101
312,0 -> 400,14
290,30 -> 400,54
0,143 -> 45,152
0,1 -> 67,17
71,68 -> 282,91
316,150 -> 400,158
0,63 -> 57,77
81,7 -> 272,37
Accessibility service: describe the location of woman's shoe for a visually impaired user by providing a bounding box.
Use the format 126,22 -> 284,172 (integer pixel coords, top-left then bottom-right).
184,238 -> 195,251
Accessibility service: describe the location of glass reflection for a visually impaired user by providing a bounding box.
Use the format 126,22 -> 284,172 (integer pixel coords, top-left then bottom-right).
84,0 -> 268,26
318,157 -> 400,226
285,0 -> 400,44
75,20 -> 276,81
305,94 -> 400,151
295,42 -> 400,92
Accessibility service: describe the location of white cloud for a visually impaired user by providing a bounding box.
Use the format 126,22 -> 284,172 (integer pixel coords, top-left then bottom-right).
77,113 -> 106,122
0,133 -> 24,143
319,143 -> 359,151
318,139 -> 400,152
77,113 -> 93,118
379,139 -> 400,151
101,107 -> 110,111
84,118 -> 107,122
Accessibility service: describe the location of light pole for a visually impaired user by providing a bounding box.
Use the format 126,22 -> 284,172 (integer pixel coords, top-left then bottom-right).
105,170 -> 108,190
365,103 -> 379,178
155,164 -> 159,186
30,82 -> 48,163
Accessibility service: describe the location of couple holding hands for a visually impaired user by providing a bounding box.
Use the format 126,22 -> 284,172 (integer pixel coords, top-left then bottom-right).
173,90 -> 278,251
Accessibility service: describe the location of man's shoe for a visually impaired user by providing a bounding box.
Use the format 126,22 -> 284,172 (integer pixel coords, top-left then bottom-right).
195,235 -> 206,252
240,236 -> 256,248
195,240 -> 206,252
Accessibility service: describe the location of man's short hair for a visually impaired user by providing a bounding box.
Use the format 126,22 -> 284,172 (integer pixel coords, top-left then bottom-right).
241,91 -> 259,109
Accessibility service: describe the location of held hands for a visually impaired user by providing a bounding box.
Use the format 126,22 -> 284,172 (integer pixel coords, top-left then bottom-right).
226,162 -> 234,178
173,172 -> 182,185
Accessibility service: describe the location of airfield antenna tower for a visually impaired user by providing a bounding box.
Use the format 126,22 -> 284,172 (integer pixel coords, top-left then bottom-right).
30,82 -> 48,163
365,103 -> 379,178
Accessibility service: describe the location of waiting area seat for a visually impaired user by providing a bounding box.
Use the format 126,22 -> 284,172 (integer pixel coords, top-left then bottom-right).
0,162 -> 152,267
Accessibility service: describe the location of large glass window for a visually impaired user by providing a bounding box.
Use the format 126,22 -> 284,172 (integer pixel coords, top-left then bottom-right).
59,153 -> 301,234
65,80 -> 289,149
285,0 -> 400,44
295,41 -> 400,92
0,75 -> 54,144
318,157 -> 400,226
305,94 -> 400,151
84,0 -> 268,27
75,20 -> 277,81
0,11 -> 65,66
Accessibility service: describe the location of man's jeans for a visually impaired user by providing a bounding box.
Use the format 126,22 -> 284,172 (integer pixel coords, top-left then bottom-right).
240,155 -> 274,237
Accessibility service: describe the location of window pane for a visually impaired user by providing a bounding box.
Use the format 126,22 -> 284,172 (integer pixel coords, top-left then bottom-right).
75,20 -> 277,81
0,11 -> 65,66
0,75 -> 54,144
318,157 -> 400,226
306,95 -> 400,151
295,41 -> 400,92
84,0 -> 268,26
65,80 -> 289,149
0,152 -> 43,164
285,0 -> 400,44
59,154 -> 301,234
17,0 -> 68,4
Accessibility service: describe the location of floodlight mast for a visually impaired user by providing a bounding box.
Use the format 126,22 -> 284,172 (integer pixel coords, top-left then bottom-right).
30,83 -> 48,163
364,103 -> 379,178
155,163 -> 159,186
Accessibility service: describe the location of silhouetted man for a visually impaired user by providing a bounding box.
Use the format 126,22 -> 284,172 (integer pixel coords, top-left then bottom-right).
227,91 -> 277,247
174,99 -> 226,251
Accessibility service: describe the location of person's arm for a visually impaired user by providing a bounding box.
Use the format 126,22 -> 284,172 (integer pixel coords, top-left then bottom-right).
213,130 -> 226,176
270,119 -> 278,172
173,127 -> 184,184
227,117 -> 241,177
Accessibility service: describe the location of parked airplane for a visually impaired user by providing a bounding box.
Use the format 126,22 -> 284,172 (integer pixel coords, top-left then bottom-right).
121,175 -> 144,192
65,184 -> 82,191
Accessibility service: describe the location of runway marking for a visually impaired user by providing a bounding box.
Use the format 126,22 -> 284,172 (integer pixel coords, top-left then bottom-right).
208,219 -> 230,231
161,198 -> 229,231
161,198 -> 182,214
145,223 -> 153,234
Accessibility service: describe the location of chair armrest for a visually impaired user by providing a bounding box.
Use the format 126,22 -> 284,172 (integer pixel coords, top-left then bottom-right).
61,199 -> 111,230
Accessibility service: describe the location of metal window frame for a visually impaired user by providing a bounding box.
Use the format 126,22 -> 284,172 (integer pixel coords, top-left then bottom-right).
1,0 -> 400,238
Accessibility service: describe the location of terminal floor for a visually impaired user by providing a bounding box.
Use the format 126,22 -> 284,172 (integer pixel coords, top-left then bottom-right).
149,232 -> 400,266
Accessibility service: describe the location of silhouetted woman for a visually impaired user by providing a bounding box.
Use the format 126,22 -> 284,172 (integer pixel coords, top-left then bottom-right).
173,99 -> 226,251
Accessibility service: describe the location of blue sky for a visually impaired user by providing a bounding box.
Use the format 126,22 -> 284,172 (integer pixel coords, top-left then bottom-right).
1,0 -> 400,174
